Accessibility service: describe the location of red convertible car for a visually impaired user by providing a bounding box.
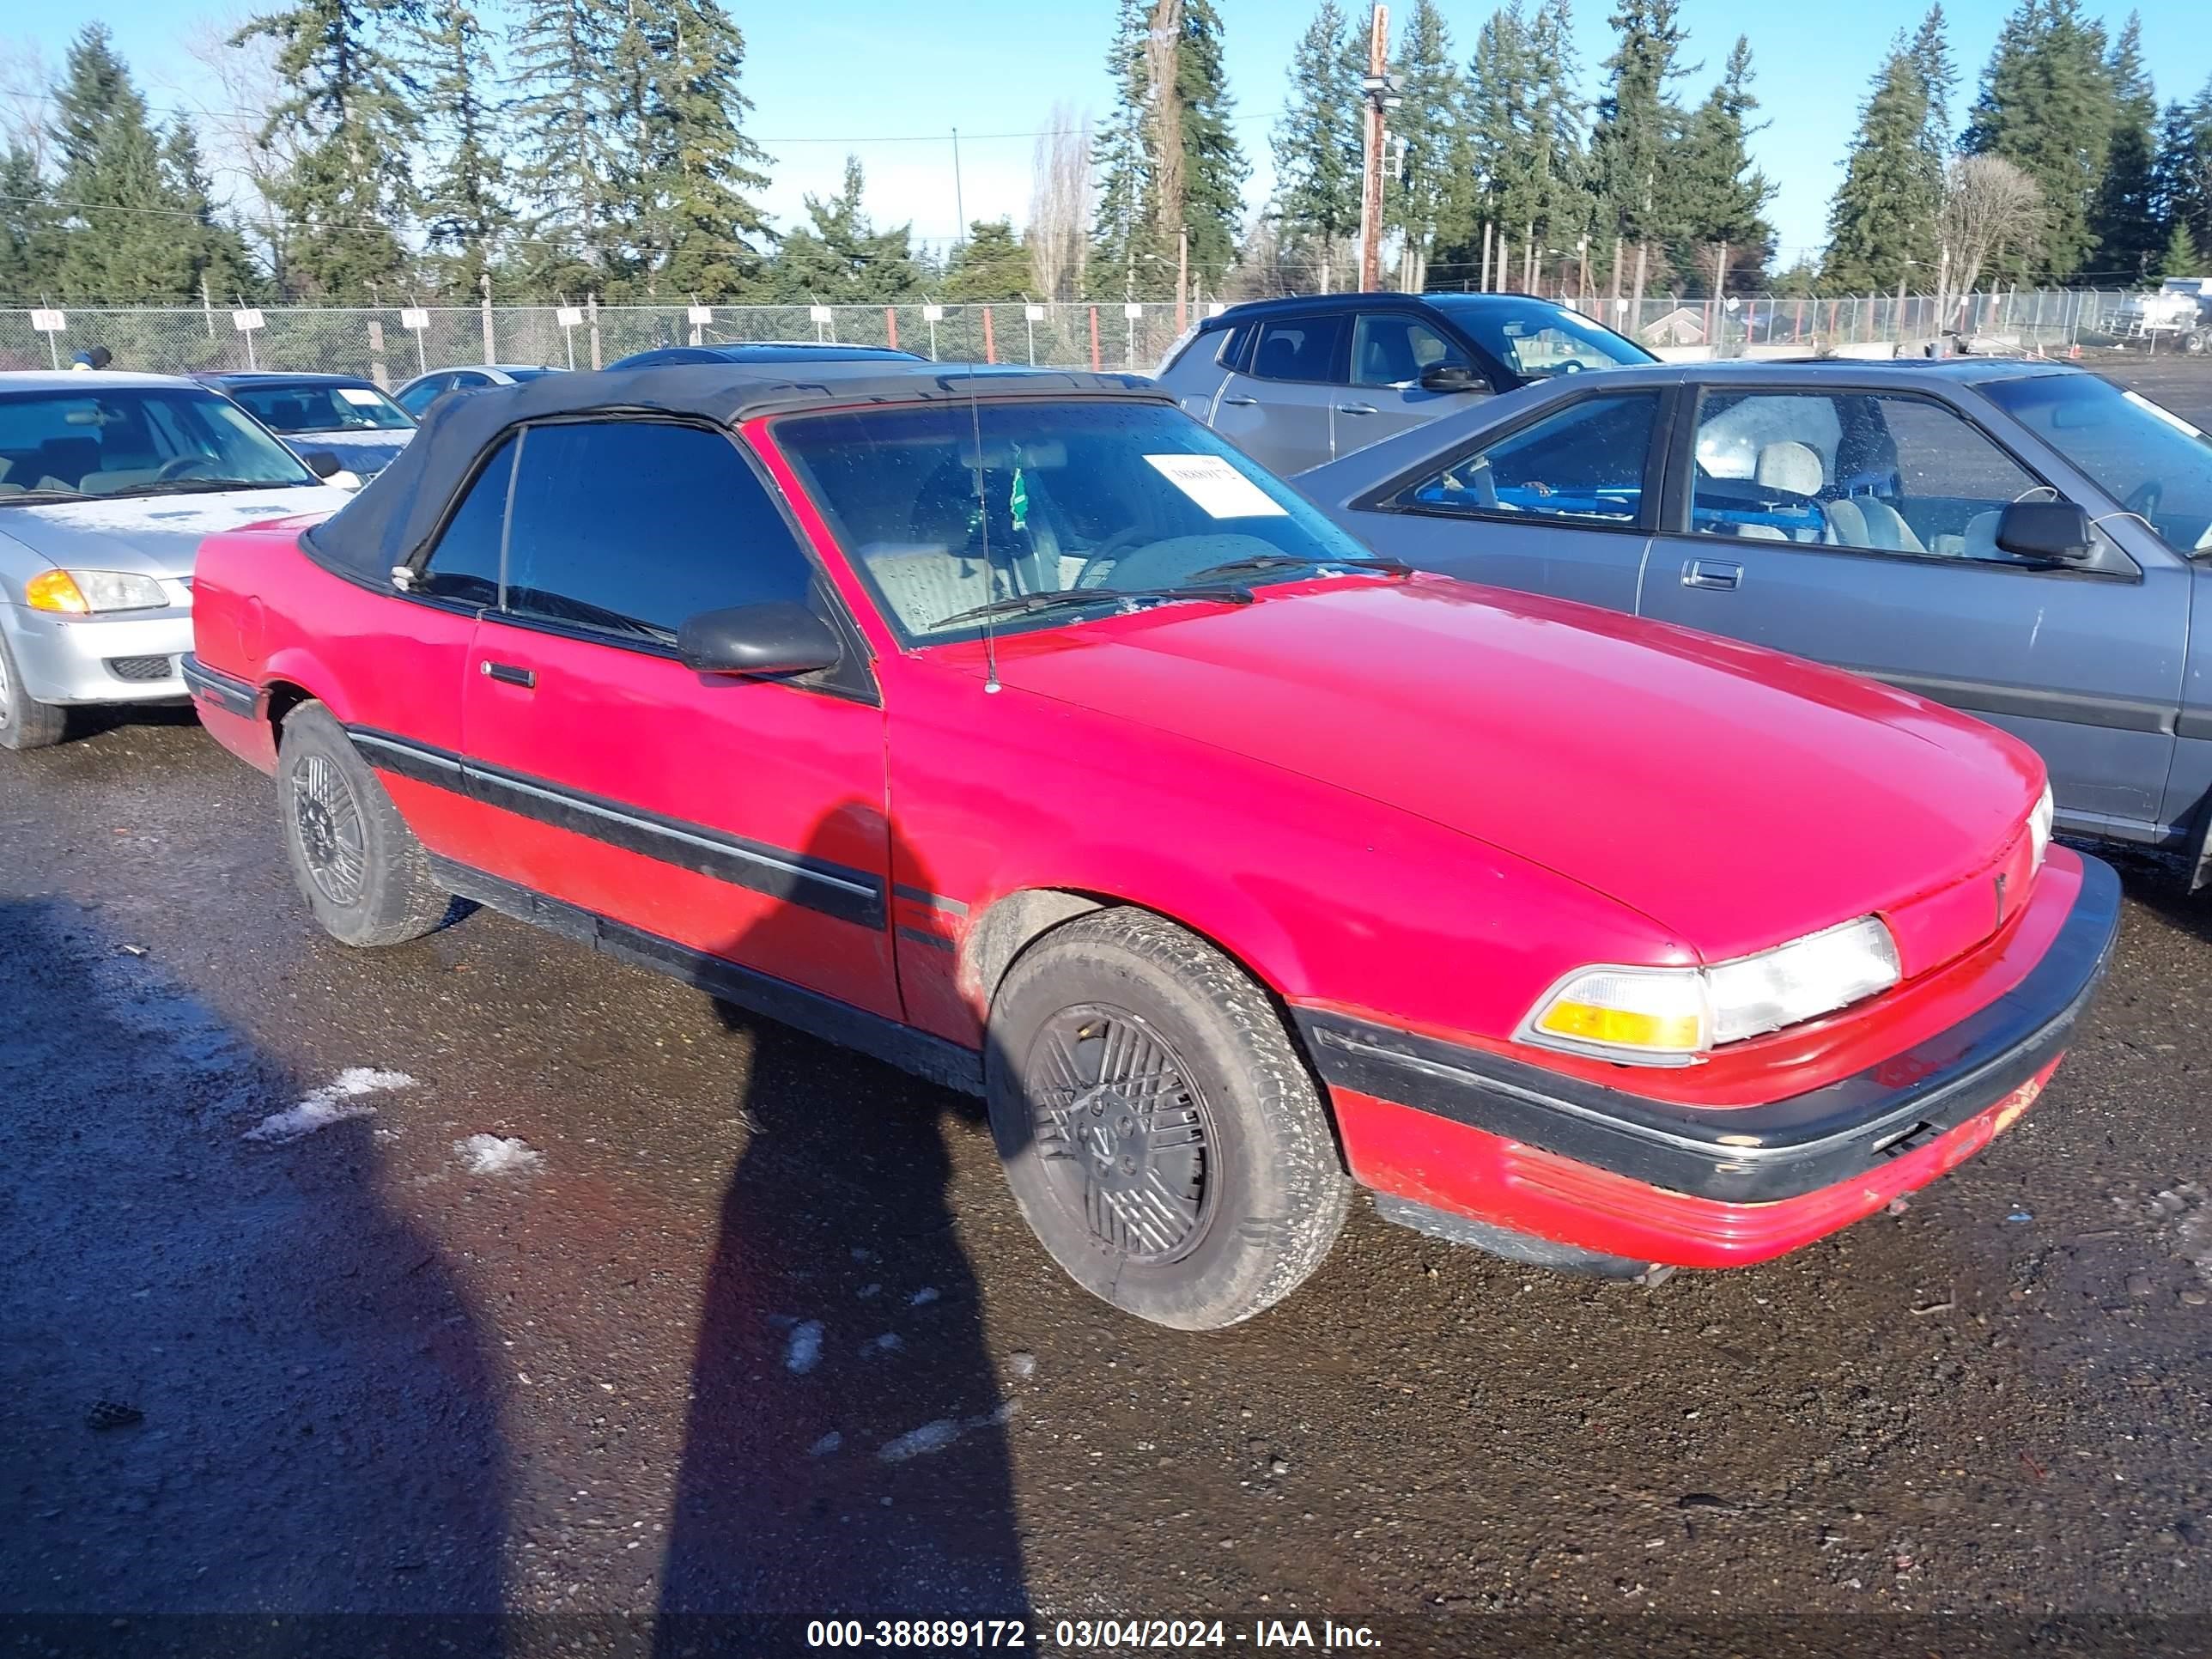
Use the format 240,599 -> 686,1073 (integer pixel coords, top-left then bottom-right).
185,362 -> 2118,1328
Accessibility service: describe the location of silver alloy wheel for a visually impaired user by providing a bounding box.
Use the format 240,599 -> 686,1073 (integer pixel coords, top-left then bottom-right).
290,750 -> 367,906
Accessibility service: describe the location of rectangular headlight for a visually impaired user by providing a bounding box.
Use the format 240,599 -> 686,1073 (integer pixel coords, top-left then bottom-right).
1523,916 -> 1902,1066
2029,782 -> 2053,872
1704,916 -> 1901,1045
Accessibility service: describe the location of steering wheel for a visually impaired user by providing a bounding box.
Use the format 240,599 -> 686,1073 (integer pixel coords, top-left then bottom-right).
2124,478 -> 2162,523
1073,525 -> 1147,585
155,455 -> 214,482
1558,360 -> 1585,374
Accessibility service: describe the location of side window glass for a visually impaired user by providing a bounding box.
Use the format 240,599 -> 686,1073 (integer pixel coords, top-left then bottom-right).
1350,314 -> 1465,387
416,435 -> 514,606
1397,392 -> 1656,527
502,421 -> 816,643
1247,316 -> 1345,383
1692,391 -> 2045,560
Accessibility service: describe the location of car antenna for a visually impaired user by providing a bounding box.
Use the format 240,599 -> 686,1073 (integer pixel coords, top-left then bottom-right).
963,337 -> 1002,694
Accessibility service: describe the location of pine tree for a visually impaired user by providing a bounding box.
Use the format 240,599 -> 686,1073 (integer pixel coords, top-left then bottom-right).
410,3 -> 514,300
161,121 -> 260,301
634,0 -> 773,300
2087,15 -> 2160,282
1089,0 -> 1248,296
1908,5 -> 1958,156
2158,219 -> 2203,278
770,155 -> 921,303
940,218 -> 1033,301
1460,3 -> 1536,248
0,144 -> 61,300
1091,0 -> 1154,290
2150,89 -> 2211,263
1271,1 -> 1362,286
1388,0 -> 1462,288
1674,36 -> 1773,285
1961,0 -> 2114,280
1824,43 -> 1942,291
234,0 -> 418,298
1589,0 -> 1691,294
1176,0 -> 1249,281
1523,0 -> 1592,255
507,0 -> 621,294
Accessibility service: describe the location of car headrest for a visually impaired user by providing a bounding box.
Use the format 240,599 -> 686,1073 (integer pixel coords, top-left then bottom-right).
1754,441 -> 1825,497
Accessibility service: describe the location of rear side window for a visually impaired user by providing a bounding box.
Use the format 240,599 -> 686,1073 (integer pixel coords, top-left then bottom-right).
1247,316 -> 1345,383
1394,392 -> 1658,528
417,436 -> 514,606
501,420 -> 815,644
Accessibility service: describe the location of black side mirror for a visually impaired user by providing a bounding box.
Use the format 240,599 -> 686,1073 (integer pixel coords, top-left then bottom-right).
300,448 -> 344,479
1419,362 -> 1483,393
677,601 -> 842,678
1995,500 -> 2097,565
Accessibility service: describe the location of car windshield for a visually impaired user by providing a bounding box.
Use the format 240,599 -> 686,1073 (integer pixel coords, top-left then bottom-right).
1430,296 -> 1653,379
502,368 -> 556,382
1980,373 -> 2212,553
227,381 -> 415,433
775,398 -> 1387,640
0,386 -> 319,499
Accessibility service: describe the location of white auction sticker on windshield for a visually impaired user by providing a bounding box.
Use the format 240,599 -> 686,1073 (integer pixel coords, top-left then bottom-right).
337,387 -> 385,407
1144,453 -> 1287,519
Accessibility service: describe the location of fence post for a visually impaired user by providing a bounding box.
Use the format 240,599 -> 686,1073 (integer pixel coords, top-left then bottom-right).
368,319 -> 388,388
982,306 -> 995,365
587,294 -> 601,370
1088,306 -> 1101,372
884,306 -> 898,350
480,272 -> 495,365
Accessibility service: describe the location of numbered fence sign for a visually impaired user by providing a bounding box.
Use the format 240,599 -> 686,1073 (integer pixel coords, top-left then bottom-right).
921,305 -> 945,323
232,309 -> 266,332
555,306 -> 584,328
688,305 -> 714,325
807,305 -> 834,323
29,308 -> 65,333
399,307 -> 430,331
1024,305 -> 1046,322
1122,303 -> 1144,319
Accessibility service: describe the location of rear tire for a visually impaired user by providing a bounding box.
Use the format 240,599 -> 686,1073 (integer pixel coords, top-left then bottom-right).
986,908 -> 1352,1329
276,701 -> 448,947
0,630 -> 68,751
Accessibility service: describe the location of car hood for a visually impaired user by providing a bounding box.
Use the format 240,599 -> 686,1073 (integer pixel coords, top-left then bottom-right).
280,428 -> 414,474
0,485 -> 356,580
988,577 -> 2044,961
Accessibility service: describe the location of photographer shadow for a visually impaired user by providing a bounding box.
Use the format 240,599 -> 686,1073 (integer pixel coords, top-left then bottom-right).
654,810 -> 1030,1645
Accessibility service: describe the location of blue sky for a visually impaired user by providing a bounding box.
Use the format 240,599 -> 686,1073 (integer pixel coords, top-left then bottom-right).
11,0 -> 2209,278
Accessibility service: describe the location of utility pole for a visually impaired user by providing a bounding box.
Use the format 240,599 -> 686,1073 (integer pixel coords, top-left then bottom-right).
1355,5 -> 1396,292
1176,226 -> 1188,331
479,270 -> 495,365
951,128 -> 966,255
1479,222 -> 1492,292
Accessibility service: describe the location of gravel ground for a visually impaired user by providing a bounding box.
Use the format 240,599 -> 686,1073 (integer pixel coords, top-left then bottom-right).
4,359 -> 2212,1659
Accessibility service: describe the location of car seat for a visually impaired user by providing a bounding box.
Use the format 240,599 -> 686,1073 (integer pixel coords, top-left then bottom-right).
1753,441 -> 1824,496
1255,334 -> 1304,380
1358,327 -> 1421,386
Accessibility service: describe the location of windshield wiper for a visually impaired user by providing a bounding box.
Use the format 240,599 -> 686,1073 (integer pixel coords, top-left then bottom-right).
119,478 -> 287,498
1178,551 -> 1413,585
0,487 -> 94,505
936,583 -> 1254,630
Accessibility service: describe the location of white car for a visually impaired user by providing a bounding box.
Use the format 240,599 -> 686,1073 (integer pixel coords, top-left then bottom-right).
0,372 -> 353,749
392,362 -> 562,416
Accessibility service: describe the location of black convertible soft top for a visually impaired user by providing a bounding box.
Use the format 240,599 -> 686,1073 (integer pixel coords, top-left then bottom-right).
305,360 -> 1166,582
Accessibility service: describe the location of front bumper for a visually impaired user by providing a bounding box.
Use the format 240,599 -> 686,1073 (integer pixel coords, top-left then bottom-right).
1298,851 -> 2120,1267
1,602 -> 193,705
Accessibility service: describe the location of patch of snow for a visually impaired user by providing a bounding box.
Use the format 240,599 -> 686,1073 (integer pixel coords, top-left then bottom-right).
786,1320 -> 824,1375
808,1432 -> 843,1457
454,1133 -> 542,1175
908,1286 -> 940,1306
244,1067 -> 414,1142
878,1419 -> 963,1462
860,1332 -> 902,1356
1007,1352 -> 1037,1379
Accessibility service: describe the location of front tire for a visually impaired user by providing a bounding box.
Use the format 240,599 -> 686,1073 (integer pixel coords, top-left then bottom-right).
0,629 -> 68,750
277,701 -> 448,947
986,908 -> 1352,1329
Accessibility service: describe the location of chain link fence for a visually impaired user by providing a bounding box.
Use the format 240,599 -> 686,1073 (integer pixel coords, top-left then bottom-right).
0,288 -> 2179,384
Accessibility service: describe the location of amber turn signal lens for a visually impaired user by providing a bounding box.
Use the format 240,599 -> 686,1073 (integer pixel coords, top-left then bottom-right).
24,568 -> 91,614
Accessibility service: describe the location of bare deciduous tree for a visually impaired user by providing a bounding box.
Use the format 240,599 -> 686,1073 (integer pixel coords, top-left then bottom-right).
173,15 -> 300,281
1939,155 -> 2044,329
1028,103 -> 1092,304
0,37 -> 52,164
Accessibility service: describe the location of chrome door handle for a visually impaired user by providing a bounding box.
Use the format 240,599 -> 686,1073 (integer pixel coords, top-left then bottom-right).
1220,395 -> 1258,407
1335,402 -> 1377,416
1681,559 -> 1743,591
481,660 -> 537,688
